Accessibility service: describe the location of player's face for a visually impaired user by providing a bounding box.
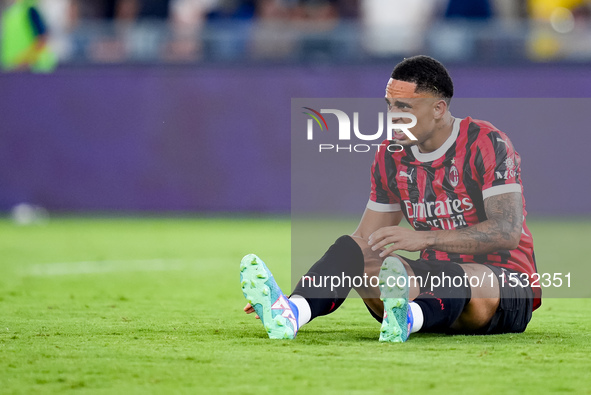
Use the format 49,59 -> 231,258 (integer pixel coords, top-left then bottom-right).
385,97 -> 440,147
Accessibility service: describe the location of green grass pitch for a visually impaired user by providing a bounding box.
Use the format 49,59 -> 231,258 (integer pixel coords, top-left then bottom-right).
1,217 -> 590,394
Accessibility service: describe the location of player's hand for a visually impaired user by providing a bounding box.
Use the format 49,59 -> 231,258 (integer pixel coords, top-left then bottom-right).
243,303 -> 260,319
368,226 -> 432,257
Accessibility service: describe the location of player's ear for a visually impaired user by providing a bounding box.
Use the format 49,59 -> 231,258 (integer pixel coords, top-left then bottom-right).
433,99 -> 447,120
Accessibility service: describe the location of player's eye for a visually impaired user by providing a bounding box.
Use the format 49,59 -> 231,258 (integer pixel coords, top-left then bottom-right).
393,101 -> 411,110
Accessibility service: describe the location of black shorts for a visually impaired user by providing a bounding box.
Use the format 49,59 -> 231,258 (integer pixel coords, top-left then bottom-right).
363,258 -> 534,335
479,265 -> 534,335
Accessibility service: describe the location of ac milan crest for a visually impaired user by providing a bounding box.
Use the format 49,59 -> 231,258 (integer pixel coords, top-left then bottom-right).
449,165 -> 459,187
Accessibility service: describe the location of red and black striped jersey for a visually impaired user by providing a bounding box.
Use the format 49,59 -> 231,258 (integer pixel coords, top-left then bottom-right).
368,116 -> 541,310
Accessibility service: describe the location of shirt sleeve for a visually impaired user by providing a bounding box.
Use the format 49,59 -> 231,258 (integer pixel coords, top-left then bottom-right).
474,130 -> 522,200
367,145 -> 401,212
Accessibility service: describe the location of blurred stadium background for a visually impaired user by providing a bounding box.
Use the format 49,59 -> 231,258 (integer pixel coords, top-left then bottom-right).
1,0 -> 591,215
2,1 -> 591,392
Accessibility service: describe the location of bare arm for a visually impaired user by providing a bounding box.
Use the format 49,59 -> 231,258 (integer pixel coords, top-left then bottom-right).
368,192 -> 523,256
429,192 -> 523,254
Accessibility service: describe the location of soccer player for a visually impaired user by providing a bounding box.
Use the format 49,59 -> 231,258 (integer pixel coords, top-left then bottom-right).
241,55 -> 541,341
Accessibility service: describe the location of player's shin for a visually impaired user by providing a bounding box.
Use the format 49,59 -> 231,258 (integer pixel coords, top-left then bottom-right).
410,261 -> 472,332
290,235 -> 364,323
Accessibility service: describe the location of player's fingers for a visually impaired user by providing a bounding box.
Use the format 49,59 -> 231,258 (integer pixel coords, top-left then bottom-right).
367,228 -> 385,245
379,244 -> 399,258
255,315 -> 260,319
371,235 -> 399,251
244,303 -> 255,313
368,227 -> 396,246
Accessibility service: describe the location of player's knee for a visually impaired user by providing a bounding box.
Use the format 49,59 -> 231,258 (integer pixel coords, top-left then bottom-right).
349,235 -> 372,256
350,235 -> 385,273
452,297 -> 499,331
349,236 -> 414,284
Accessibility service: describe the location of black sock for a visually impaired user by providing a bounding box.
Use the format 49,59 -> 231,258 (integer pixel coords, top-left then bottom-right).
406,260 -> 472,332
413,295 -> 463,332
291,235 -> 364,320
413,287 -> 472,332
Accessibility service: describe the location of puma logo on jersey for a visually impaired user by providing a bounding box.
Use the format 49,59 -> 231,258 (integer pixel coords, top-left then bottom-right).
496,138 -> 508,145
399,169 -> 414,183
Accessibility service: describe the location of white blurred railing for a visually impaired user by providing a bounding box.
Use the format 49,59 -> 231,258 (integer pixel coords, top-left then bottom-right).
19,19 -> 591,65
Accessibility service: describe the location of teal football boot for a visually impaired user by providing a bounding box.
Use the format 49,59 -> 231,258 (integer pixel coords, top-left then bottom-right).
240,254 -> 299,339
379,256 -> 412,342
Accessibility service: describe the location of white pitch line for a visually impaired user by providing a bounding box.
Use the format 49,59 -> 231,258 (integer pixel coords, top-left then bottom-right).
22,259 -> 187,276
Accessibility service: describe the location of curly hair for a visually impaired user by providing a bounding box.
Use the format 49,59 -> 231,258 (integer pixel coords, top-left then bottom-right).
391,55 -> 454,104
